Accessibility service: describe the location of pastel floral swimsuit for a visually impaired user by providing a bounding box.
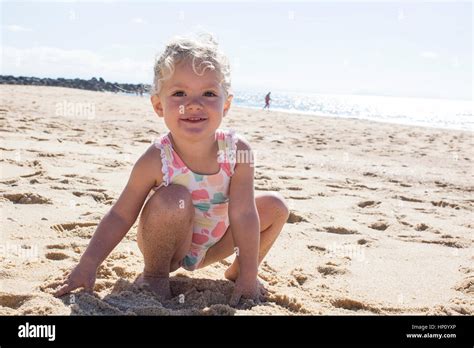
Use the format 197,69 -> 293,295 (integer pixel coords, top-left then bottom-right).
153,129 -> 237,271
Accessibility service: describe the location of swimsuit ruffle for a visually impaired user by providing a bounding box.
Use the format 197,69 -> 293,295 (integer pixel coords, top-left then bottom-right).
153,138 -> 170,187
228,128 -> 238,175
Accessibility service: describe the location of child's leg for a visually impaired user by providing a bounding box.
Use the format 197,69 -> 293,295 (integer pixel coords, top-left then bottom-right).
199,192 -> 289,279
135,184 -> 194,299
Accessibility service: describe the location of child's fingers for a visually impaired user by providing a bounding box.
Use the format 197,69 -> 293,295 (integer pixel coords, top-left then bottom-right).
54,281 -> 78,297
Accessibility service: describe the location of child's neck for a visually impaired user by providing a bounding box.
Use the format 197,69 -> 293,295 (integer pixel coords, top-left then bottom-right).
168,132 -> 217,161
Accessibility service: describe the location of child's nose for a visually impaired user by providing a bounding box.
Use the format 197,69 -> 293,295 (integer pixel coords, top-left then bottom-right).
185,97 -> 204,111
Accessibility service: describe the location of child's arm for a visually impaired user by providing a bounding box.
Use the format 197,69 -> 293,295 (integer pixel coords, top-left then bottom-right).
227,137 -> 260,304
55,145 -> 163,296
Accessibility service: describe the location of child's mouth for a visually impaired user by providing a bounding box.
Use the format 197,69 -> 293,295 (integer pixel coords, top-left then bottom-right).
180,117 -> 207,124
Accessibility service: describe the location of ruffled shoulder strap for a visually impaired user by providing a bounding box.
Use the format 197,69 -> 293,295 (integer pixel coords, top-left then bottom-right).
153,133 -> 173,187
216,128 -> 238,176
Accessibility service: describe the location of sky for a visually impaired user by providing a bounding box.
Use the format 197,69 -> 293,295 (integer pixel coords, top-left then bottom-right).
1,0 -> 472,100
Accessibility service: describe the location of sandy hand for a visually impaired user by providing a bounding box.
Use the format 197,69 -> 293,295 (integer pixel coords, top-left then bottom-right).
54,262 -> 98,297
229,276 -> 268,306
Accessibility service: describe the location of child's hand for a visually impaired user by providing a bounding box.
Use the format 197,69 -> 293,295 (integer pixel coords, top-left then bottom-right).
54,261 -> 98,297
229,276 -> 268,306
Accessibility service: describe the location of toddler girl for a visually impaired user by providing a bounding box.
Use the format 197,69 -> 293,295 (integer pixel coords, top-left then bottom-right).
55,33 -> 290,306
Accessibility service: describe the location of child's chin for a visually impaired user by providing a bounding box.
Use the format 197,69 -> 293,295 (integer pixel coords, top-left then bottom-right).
178,123 -> 220,135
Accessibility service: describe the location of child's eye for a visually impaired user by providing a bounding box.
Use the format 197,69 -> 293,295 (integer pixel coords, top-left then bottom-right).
203,91 -> 217,97
172,91 -> 186,97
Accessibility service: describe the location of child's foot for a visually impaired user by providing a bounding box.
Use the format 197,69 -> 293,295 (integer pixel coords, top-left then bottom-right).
134,274 -> 172,301
224,264 -> 239,282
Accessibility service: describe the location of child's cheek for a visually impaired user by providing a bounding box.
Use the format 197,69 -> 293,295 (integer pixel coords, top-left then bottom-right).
167,98 -> 185,114
204,98 -> 224,111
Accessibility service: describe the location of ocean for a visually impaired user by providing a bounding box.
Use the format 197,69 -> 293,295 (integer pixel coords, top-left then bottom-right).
232,90 -> 473,132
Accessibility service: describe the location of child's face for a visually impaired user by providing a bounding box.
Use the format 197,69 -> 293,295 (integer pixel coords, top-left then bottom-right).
151,59 -> 232,141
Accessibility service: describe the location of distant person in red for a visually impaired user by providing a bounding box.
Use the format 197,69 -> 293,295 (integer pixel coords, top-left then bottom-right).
263,92 -> 271,110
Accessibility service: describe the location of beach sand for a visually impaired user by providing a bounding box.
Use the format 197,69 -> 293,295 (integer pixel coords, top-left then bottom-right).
0,85 -> 472,315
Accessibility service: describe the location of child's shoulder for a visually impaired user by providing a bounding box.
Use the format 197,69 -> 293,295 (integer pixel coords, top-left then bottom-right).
226,129 -> 252,152
219,128 -> 251,151
132,139 -> 165,185
220,129 -> 254,172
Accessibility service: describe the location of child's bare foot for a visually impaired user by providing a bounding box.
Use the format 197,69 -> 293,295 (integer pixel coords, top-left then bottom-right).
224,263 -> 239,281
134,274 -> 172,301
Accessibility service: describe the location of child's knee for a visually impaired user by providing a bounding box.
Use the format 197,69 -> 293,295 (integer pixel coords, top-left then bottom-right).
267,192 -> 290,220
146,184 -> 194,218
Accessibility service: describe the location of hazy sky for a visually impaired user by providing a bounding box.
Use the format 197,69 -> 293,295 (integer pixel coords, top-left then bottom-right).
1,0 -> 472,100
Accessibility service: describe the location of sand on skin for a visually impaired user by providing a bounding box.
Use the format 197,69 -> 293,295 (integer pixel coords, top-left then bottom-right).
0,85 -> 473,315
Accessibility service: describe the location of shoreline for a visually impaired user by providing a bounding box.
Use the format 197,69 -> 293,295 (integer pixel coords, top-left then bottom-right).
3,83 -> 471,132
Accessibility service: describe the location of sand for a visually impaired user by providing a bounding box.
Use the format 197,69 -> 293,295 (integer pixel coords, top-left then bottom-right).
0,85 -> 472,315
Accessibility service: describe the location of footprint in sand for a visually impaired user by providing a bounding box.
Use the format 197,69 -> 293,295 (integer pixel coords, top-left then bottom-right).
389,179 -> 411,187
0,293 -> 32,310
100,160 -> 128,168
357,238 -> 371,246
435,181 -> 448,187
307,245 -> 326,252
255,185 -> 281,192
46,244 -> 68,250
431,200 -> 460,210
290,268 -> 309,286
317,264 -> 347,276
38,152 -> 64,158
396,235 -> 467,249
353,184 -> 378,191
51,222 -> 97,239
20,170 -> 44,178
63,174 -> 99,185
73,191 -> 114,204
287,211 -> 308,224
369,221 -> 389,231
2,193 -> 51,204
31,136 -> 48,142
51,222 -> 97,232
105,143 -> 121,149
363,172 -> 378,177
422,239 -> 467,248
323,226 -> 358,235
326,184 -> 347,189
286,186 -> 302,191
395,195 -> 423,203
45,252 -> 69,261
357,200 -> 381,208
255,174 -> 272,180
414,223 -> 430,231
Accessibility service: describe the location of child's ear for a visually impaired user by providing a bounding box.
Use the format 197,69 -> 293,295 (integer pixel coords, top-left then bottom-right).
151,94 -> 164,117
223,94 -> 233,117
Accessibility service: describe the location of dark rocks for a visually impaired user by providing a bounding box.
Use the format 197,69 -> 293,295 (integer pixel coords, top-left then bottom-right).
0,75 -> 149,95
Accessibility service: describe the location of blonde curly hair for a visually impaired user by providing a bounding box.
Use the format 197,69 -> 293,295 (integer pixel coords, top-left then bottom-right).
152,32 -> 232,96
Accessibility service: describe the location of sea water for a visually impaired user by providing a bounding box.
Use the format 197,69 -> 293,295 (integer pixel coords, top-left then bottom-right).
232,90 -> 473,131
